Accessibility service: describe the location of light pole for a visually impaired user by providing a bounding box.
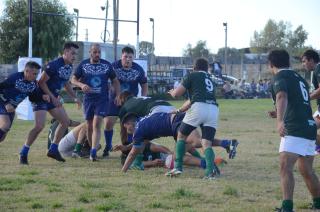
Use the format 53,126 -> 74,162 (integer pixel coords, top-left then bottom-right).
149,18 -> 154,54
101,0 -> 109,43
73,8 -> 79,41
223,22 -> 228,75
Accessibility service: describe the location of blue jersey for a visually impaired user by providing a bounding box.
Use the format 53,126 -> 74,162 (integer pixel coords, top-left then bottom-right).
44,57 -> 73,97
133,113 -> 173,143
0,72 -> 38,108
75,59 -> 116,100
112,60 -> 147,96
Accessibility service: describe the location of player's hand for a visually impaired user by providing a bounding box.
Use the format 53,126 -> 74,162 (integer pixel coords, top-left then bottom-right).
277,121 -> 286,137
268,110 -> 277,118
112,144 -> 123,152
42,94 -> 50,103
114,95 -> 121,106
153,159 -> 164,167
168,89 -> 174,96
5,103 -> 15,113
81,84 -> 91,93
51,96 -> 62,107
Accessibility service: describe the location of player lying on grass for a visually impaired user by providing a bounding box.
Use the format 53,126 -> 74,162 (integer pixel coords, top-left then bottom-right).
120,112 -> 237,177
0,61 -> 49,143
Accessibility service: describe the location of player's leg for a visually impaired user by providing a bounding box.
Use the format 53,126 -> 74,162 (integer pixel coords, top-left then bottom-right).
0,114 -> 12,142
122,142 -> 145,172
20,110 -> 47,164
103,116 -> 117,157
90,115 -> 103,161
201,126 -> 216,179
58,131 -> 77,157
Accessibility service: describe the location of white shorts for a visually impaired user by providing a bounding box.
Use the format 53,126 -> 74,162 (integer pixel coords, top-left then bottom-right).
58,131 -> 76,157
279,136 -> 316,156
165,154 -> 174,169
183,102 -> 219,128
149,105 -> 176,115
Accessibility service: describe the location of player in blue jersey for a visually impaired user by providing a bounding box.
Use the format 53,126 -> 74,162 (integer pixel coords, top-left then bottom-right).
0,61 -> 49,143
103,46 -> 148,157
20,42 -> 80,165
72,43 -> 120,161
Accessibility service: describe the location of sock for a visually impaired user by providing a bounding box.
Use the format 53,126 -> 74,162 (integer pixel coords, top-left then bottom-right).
200,159 -> 206,169
282,199 -> 293,211
313,197 -> 320,209
49,143 -> 58,152
90,148 -> 97,157
220,139 -> 231,149
74,143 -> 82,152
204,148 -> 215,176
132,153 -> 143,166
174,140 -> 185,171
127,134 -> 133,144
190,149 -> 202,159
20,145 -> 30,156
104,130 -> 113,151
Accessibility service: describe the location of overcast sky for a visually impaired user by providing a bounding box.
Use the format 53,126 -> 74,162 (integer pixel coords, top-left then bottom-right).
1,0 -> 319,56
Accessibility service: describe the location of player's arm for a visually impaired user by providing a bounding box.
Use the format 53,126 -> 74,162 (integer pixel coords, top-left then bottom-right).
140,83 -> 148,96
143,159 -> 164,168
38,72 -> 61,107
122,145 -> 141,172
310,84 -> 320,100
275,91 -> 287,137
168,84 -> 186,98
64,81 -> 81,108
71,75 -> 91,93
110,74 -> 121,105
150,142 -> 173,154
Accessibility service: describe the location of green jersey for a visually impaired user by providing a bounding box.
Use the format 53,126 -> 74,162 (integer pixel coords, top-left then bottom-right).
119,96 -> 172,122
312,63 -> 320,106
271,69 -> 316,140
181,71 -> 217,105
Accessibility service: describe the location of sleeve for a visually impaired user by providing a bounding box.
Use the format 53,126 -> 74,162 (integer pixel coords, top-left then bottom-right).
28,87 -> 43,102
108,65 -> 117,80
272,77 -> 287,95
181,74 -> 191,89
44,62 -> 56,78
137,65 -> 147,84
74,63 -> 83,79
0,78 -> 13,91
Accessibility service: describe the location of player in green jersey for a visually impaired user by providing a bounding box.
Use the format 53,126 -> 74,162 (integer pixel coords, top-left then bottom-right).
268,49 -> 320,212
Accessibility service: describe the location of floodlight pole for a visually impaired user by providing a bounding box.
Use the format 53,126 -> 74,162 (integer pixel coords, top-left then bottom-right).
28,0 -> 32,57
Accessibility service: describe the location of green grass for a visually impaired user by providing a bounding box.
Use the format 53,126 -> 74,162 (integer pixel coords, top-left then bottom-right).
0,99 -> 318,211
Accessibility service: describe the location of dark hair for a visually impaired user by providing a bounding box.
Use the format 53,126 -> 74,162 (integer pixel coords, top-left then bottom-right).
63,42 -> 79,50
194,58 -> 209,72
122,46 -> 134,54
267,49 -> 290,68
302,49 -> 320,63
120,113 -> 137,145
25,61 -> 41,70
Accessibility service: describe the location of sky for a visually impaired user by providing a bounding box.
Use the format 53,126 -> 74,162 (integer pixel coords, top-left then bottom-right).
1,0 -> 320,56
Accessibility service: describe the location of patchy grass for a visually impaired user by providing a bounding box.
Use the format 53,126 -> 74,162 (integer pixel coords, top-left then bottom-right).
0,99 -> 319,211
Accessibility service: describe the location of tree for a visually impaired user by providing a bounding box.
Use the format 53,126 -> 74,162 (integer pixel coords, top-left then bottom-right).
139,41 -> 153,56
183,40 -> 211,58
0,0 -> 74,63
250,19 -> 308,56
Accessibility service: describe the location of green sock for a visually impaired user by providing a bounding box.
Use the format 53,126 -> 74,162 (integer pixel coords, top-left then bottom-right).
313,197 -> 320,209
74,143 -> 82,152
204,148 -> 214,176
282,199 -> 293,211
174,140 -> 185,171
132,153 -> 143,166
190,149 -> 202,159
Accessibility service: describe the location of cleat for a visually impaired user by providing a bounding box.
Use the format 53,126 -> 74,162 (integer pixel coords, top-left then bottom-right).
229,139 -> 239,159
89,150 -> 97,161
102,148 -> 109,158
165,168 -> 182,177
274,207 -> 294,212
71,151 -> 83,158
19,155 -> 29,165
129,163 -> 144,170
203,173 -> 216,180
47,150 -> 66,162
212,162 -> 221,176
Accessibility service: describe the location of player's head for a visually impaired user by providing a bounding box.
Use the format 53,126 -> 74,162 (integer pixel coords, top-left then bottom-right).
24,61 -> 41,81
267,49 -> 290,74
90,43 -> 101,63
121,46 -> 134,69
63,42 -> 79,64
301,49 -> 320,71
120,113 -> 138,145
119,91 -> 134,106
193,58 -> 209,72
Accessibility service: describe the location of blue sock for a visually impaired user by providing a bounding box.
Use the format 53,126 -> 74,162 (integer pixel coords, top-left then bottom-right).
90,148 -> 97,157
20,145 -> 30,156
221,139 -> 231,149
104,130 -> 113,151
49,143 -> 58,152
200,159 -> 206,169
127,134 -> 133,144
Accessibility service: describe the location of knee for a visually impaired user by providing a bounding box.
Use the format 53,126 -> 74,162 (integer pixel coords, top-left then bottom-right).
33,124 -> 45,133
299,166 -> 314,179
60,119 -> 70,129
0,128 -> 9,142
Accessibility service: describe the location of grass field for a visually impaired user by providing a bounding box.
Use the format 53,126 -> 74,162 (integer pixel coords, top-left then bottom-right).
0,99 -> 319,212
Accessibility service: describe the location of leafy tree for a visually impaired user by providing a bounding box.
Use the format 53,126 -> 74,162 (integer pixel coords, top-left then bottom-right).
250,19 -> 308,56
139,41 -> 153,56
183,40 -> 211,58
0,0 -> 74,63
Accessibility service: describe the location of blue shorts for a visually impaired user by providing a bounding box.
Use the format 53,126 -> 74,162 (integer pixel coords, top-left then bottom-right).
0,101 -> 15,129
106,93 -> 120,116
32,101 -> 56,111
83,97 -> 108,120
